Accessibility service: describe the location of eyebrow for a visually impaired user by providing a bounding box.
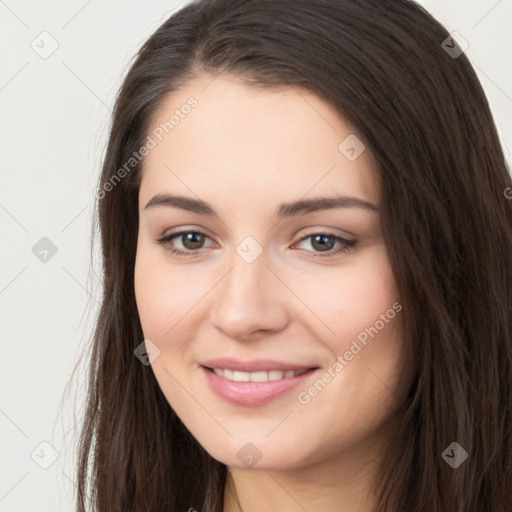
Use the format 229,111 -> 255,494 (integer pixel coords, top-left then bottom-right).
143,193 -> 378,217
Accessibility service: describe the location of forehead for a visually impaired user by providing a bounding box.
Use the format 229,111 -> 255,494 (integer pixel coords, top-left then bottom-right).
139,74 -> 379,211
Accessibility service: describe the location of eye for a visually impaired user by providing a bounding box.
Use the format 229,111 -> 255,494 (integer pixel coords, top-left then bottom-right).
156,230 -> 357,259
156,230 -> 215,257
292,232 -> 357,258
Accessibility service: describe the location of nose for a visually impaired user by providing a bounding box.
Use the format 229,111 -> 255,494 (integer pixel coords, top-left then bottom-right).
209,249 -> 289,340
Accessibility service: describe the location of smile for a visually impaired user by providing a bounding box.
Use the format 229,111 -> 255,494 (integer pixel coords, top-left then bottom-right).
207,367 -> 311,382
201,365 -> 320,406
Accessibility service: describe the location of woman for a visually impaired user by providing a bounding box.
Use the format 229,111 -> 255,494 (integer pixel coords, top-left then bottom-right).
75,0 -> 512,510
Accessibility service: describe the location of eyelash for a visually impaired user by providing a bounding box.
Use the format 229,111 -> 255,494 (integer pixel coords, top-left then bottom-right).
155,230 -> 357,259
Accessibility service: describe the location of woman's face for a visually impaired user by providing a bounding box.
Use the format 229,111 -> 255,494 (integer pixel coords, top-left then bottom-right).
134,74 -> 407,470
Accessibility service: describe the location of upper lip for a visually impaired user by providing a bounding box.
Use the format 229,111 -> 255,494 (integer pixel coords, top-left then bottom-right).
201,357 -> 319,372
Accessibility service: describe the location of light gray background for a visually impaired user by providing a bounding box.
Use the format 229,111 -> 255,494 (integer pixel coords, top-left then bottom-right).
1,1 -> 511,510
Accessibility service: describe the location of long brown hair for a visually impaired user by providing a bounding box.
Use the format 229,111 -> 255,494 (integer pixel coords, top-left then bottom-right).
72,0 -> 512,510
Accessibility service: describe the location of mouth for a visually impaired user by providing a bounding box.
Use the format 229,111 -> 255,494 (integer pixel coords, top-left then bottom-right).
202,366 -> 315,382
200,364 -> 321,406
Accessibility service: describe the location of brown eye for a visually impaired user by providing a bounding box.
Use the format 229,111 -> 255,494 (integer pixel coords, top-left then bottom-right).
179,232 -> 206,250
293,232 -> 357,258
156,230 -> 215,257
310,234 -> 336,252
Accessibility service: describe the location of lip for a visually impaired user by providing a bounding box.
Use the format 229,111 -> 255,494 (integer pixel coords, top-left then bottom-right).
200,364 -> 321,407
201,357 -> 318,372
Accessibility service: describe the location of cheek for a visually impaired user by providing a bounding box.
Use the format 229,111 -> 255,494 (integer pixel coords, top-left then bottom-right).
133,247 -> 192,341
290,247 -> 400,352
134,246 -> 218,365
134,249 -> 200,400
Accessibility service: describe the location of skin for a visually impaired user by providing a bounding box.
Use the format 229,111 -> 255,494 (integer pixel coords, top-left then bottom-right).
134,74 -> 411,512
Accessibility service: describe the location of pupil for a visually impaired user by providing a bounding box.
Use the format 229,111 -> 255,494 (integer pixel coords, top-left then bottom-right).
184,232 -> 204,249
312,234 -> 334,252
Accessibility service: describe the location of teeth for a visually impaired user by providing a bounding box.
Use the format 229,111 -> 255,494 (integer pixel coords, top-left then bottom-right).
211,368 -> 309,382
269,370 -> 285,381
233,370 -> 250,381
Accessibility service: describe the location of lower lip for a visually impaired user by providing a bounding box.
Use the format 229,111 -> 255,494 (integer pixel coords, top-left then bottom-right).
201,366 -> 319,406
